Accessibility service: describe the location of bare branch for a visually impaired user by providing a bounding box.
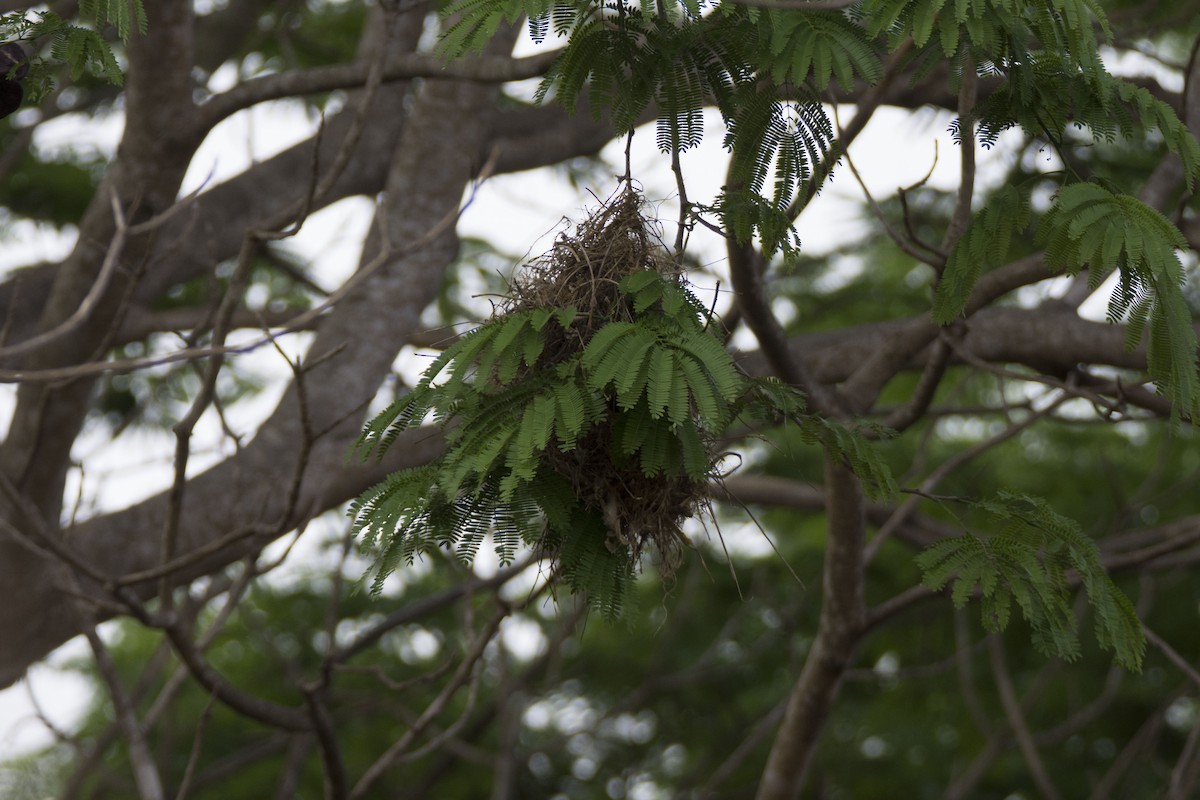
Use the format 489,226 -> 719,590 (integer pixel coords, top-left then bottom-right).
1145,627 -> 1200,691
756,454 -> 866,799
988,634 -> 1063,800
198,51 -> 559,131
348,610 -> 507,799
84,626 -> 166,800
172,693 -> 216,800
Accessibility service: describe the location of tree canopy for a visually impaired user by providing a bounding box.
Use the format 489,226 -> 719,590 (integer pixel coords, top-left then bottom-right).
1,0 -> 1200,798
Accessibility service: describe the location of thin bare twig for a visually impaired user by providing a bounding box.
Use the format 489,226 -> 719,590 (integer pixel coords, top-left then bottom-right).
1087,704 -> 1168,800
1145,627 -> 1200,690
302,684 -> 348,800
348,610 -> 508,799
939,56 -> 978,259
988,634 -> 1063,800
198,51 -> 559,132
1168,704 -> 1200,800
0,148 -> 497,386
85,626 -> 166,800
866,389 -> 1067,562
173,692 -> 216,800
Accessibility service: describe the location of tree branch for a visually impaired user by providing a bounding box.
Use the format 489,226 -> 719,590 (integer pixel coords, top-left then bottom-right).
756,453 -> 866,799
198,51 -> 559,132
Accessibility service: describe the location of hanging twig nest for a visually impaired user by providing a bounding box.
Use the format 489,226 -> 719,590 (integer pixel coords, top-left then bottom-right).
354,185 -> 748,614
505,187 -> 680,330
505,188 -> 705,576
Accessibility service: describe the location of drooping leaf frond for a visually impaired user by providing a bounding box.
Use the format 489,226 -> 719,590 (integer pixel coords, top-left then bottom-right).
932,184 -> 1031,323
917,491 -> 1145,670
756,8 -> 882,91
9,10 -> 131,87
1038,183 -> 1198,419
79,0 -> 147,40
352,189 -> 898,614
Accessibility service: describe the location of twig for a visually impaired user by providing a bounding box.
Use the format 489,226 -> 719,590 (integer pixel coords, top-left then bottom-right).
273,736 -> 315,800
0,473 -> 114,586
788,39 -> 915,220
726,238 -> 842,415
939,55 -> 978,259
943,734 -> 1006,800
699,700 -> 786,797
956,610 -> 996,738
162,620 -> 311,731
944,337 -> 1122,415
197,51 -> 559,131
160,232 -> 262,608
1145,627 -> 1200,690
670,139 -> 690,257
861,583 -> 935,632
348,610 -> 508,799
332,557 -> 535,662
0,148 -> 494,386
0,190 -> 128,360
880,335 -> 954,432
85,626 -> 166,800
865,389 -> 1067,562
302,684 -> 348,800
173,692 -> 216,800
1087,705 -> 1167,800
1168,703 -> 1200,800
837,117 -> 943,269
988,634 -> 1063,800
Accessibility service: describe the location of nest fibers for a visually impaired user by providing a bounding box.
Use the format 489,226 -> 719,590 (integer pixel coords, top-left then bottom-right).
503,187 -> 714,578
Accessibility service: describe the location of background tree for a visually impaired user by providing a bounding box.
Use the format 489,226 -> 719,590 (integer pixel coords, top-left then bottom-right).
1,0 -> 1200,798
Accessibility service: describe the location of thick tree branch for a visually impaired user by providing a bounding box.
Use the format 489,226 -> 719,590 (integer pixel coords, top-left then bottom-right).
198,51 -> 559,132
756,453 -> 866,799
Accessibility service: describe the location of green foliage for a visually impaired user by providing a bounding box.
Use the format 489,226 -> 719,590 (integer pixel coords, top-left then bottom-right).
934,179 -> 1199,419
439,0 -> 883,256
352,269 -> 743,613
435,0 -> 1200,276
917,491 -> 1145,670
863,0 -> 1109,66
932,184 -> 1030,323
1039,183 -> 1199,419
759,8 -> 881,90
0,147 -> 102,227
79,0 -> 147,41
0,1 -> 145,99
79,0 -> 148,41
975,66 -> 1200,186
354,249 -> 897,613
803,416 -> 898,500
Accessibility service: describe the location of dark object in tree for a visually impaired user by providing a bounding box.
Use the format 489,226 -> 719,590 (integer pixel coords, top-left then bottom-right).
0,42 -> 28,119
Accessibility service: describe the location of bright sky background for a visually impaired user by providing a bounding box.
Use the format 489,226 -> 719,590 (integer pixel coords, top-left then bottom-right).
0,38 -> 1183,763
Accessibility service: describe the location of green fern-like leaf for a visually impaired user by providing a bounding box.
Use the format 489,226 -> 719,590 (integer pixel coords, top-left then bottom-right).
800,417 -> 897,500
932,184 -> 1031,323
759,8 -> 882,91
437,0 -> 555,58
917,491 -> 1145,669
79,0 -> 147,40
551,511 -> 630,619
1038,183 -> 1199,419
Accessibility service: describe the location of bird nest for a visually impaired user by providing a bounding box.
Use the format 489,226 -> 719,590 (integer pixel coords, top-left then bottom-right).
502,187 -> 711,577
